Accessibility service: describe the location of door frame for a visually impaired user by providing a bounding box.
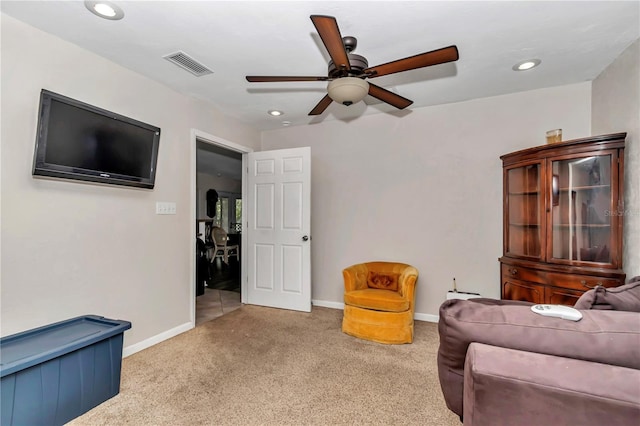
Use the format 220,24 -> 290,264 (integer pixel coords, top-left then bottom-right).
190,129 -> 253,326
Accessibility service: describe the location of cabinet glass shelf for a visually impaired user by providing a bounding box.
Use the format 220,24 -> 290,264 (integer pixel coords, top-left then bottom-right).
559,184 -> 610,192
553,224 -> 611,228
509,191 -> 540,196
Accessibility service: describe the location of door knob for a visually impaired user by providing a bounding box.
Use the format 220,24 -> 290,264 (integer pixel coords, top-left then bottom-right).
302,235 -> 309,241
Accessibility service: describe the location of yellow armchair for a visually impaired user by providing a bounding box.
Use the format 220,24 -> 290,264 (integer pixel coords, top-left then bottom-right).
342,262 -> 419,344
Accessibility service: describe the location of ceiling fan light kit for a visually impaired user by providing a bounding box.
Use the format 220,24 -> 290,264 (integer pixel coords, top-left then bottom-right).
327,77 -> 369,106
246,15 -> 459,116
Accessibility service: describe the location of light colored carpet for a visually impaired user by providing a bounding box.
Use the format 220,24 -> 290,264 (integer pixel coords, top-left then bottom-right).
70,305 -> 460,425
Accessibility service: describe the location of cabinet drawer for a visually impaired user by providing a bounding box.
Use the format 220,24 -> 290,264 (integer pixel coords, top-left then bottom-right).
545,286 -> 584,306
502,279 -> 544,304
501,264 -> 546,284
546,273 -> 620,292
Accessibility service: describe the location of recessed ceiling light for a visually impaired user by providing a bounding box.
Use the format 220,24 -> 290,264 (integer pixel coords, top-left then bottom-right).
268,110 -> 283,117
512,59 -> 541,71
282,121 -> 291,126
84,1 -> 124,20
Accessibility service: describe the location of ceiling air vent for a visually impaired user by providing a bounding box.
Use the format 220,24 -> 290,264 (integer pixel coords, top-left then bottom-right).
163,51 -> 213,77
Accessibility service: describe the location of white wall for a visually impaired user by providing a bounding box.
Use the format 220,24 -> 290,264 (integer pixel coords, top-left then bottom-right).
0,15 -> 260,348
592,38 -> 640,278
262,83 -> 591,317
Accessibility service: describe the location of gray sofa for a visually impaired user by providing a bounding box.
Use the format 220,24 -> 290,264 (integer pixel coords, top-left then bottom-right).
437,279 -> 640,425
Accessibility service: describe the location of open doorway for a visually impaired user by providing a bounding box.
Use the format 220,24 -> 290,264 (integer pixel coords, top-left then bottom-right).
192,131 -> 252,326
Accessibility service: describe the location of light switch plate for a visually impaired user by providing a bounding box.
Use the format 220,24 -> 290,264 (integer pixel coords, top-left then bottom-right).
156,202 -> 176,215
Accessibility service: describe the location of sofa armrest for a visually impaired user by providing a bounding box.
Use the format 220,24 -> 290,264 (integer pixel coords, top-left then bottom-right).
437,298 -> 640,416
464,343 -> 640,426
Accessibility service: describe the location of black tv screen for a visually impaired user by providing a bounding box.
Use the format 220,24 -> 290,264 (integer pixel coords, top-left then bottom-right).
32,90 -> 160,189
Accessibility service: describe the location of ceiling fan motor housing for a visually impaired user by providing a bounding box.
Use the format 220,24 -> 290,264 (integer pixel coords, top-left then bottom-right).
328,53 -> 369,78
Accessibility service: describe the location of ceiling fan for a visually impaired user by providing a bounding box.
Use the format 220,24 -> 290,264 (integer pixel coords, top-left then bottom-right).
246,15 -> 459,116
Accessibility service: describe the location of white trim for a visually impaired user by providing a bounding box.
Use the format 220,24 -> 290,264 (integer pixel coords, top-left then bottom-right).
192,129 -> 254,154
190,131 -> 197,327
190,129 -> 253,325
240,155 -> 248,304
414,313 -> 439,323
312,299 -> 344,310
122,322 -> 193,357
311,299 -> 440,324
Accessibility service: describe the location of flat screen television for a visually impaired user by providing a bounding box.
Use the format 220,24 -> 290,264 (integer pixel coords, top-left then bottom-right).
32,89 -> 161,189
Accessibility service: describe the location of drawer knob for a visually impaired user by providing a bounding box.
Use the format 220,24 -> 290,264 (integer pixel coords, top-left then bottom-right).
510,268 -> 518,275
580,280 -> 602,289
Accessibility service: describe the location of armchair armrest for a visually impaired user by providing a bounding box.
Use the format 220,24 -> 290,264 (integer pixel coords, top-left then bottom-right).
342,264 -> 370,292
464,343 -> 640,426
397,266 -> 418,305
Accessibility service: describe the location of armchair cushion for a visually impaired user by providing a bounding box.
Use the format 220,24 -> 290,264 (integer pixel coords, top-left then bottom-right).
367,271 -> 400,291
344,289 -> 409,312
574,279 -> 640,312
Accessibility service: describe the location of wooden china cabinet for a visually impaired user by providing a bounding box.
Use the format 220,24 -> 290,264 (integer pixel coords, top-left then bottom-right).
500,133 -> 626,305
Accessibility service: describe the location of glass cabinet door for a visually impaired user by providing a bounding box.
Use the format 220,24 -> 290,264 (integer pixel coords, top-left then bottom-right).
505,163 -> 543,259
549,154 -> 614,265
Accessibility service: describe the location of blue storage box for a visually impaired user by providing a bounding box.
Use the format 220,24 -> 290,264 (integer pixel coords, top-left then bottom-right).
1,315 -> 131,426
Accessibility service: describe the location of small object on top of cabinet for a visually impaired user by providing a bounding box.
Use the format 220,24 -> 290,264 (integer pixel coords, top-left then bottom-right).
546,128 -> 562,144
499,133 -> 626,305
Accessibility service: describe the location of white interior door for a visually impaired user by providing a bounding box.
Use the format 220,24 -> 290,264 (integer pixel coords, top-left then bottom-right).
246,147 -> 311,312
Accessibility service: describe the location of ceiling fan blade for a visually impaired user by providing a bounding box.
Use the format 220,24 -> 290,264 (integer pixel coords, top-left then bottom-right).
367,83 -> 413,110
246,76 -> 329,82
364,45 -> 459,78
310,15 -> 351,72
308,94 -> 333,116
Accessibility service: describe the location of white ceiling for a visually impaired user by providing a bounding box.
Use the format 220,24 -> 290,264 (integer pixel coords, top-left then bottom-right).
2,1 -> 639,132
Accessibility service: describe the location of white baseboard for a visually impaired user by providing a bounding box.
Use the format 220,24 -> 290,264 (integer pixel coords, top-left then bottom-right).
312,299 -> 344,310
414,313 -> 439,323
311,299 -> 439,323
122,321 -> 193,357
